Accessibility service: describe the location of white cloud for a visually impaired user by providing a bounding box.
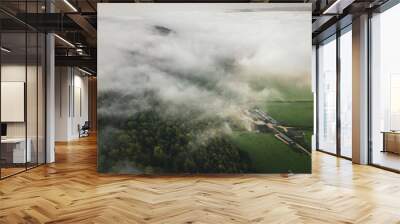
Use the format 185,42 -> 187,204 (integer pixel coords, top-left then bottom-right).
98,4 -> 311,119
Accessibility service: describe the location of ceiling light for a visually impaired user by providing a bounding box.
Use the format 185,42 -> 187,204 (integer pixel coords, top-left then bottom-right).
63,0 -> 78,12
76,48 -> 85,55
54,34 -> 75,48
322,0 -> 354,15
78,67 -> 93,76
1,47 -> 11,53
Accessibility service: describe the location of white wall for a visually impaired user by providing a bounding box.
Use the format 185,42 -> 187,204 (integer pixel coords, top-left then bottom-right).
71,73 -> 89,138
55,67 -> 89,141
46,33 -> 55,163
1,82 -> 25,122
339,30 -> 353,158
352,14 -> 369,164
55,66 -> 70,141
1,63 -> 46,164
1,65 -> 27,141
1,65 -> 38,138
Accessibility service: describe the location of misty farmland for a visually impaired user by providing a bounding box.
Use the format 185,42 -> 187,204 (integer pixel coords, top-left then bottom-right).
98,4 -> 311,174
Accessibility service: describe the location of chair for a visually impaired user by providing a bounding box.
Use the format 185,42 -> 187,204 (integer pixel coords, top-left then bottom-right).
79,121 -> 90,138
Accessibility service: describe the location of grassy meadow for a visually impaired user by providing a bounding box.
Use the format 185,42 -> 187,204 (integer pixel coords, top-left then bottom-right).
231,132 -> 311,173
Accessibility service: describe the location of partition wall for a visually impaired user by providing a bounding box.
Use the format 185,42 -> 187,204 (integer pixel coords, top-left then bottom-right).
0,1 -> 47,179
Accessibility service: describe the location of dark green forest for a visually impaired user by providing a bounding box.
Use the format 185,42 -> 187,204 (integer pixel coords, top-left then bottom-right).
98,91 -> 251,173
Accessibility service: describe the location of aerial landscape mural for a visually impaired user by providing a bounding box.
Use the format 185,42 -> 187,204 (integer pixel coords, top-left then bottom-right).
97,3 -> 312,174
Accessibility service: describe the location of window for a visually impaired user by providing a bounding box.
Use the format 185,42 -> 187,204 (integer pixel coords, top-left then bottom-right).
0,2 -> 46,179
317,36 -> 337,154
370,3 -> 400,171
339,28 -> 352,158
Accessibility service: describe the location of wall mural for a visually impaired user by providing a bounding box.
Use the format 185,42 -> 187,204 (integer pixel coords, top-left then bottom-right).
98,3 -> 312,174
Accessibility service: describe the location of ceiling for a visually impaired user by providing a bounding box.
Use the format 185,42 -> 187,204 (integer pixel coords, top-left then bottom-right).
0,0 -> 391,74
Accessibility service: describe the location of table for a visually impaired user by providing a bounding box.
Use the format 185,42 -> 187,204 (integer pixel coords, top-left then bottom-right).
382,131 -> 400,154
1,138 -> 31,164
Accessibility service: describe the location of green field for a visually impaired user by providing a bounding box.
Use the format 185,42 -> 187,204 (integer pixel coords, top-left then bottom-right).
249,77 -> 312,101
231,132 -> 311,173
262,101 -> 313,128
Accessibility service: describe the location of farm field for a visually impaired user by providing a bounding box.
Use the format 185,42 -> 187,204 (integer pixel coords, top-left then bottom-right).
231,132 -> 311,173
262,101 -> 313,128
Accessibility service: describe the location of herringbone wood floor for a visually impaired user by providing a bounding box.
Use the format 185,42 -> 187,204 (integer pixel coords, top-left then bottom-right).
1,135 -> 400,224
